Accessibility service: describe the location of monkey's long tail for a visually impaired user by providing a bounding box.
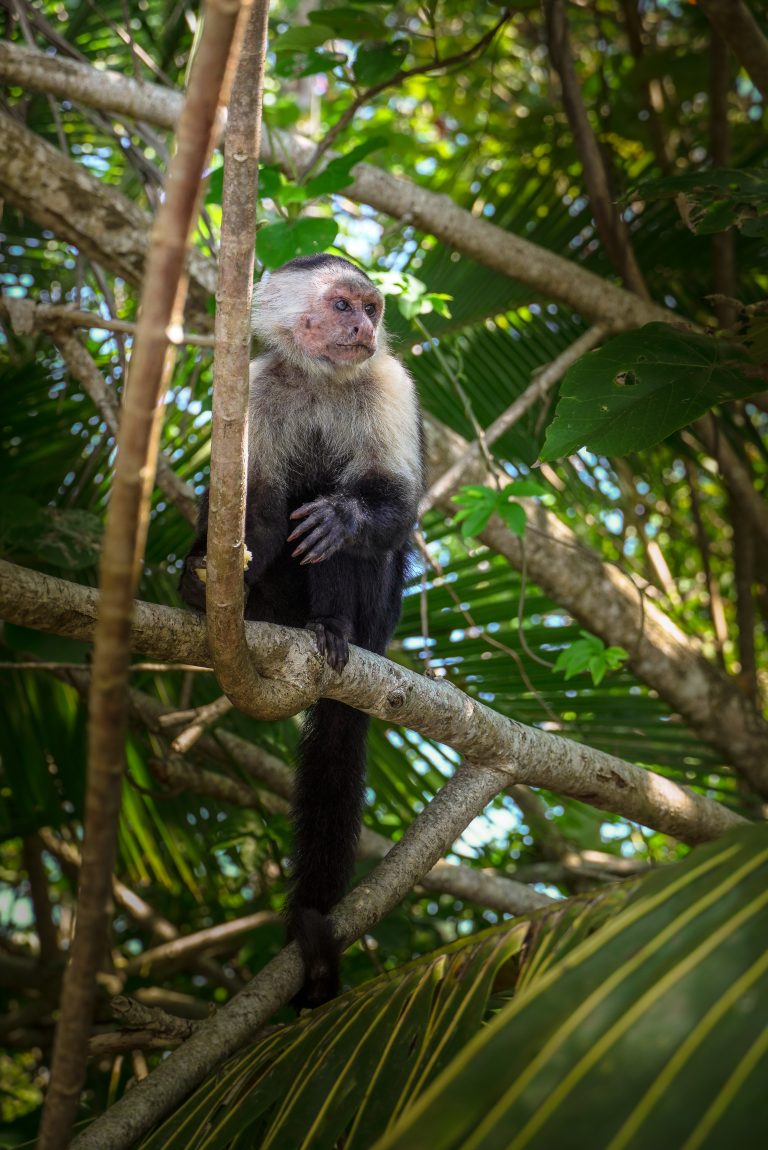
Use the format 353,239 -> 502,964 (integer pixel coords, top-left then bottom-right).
287,698 -> 369,1010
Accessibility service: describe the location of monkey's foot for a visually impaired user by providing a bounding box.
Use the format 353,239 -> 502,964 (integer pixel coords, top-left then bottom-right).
308,616 -> 351,673
287,497 -> 353,564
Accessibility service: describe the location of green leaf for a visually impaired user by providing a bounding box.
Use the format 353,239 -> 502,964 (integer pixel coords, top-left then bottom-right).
553,633 -> 628,685
353,40 -> 409,86
626,169 -> 768,237
497,501 -> 527,536
308,7 -> 388,40
374,824 -> 768,1150
273,24 -> 336,53
258,166 -> 283,200
540,323 -> 758,459
304,139 -> 387,197
256,218 -> 338,268
272,47 -> 347,79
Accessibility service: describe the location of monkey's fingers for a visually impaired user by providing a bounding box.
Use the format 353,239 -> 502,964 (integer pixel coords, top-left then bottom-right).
291,522 -> 331,559
298,523 -> 346,564
289,499 -> 327,523
287,507 -> 328,543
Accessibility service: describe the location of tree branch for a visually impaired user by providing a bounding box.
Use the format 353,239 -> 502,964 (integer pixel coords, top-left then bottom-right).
699,0 -> 768,100
205,0 -> 294,720
37,8 -> 248,1145
67,763 -> 517,1150
0,109 -> 214,307
0,560 -> 746,841
544,0 -> 649,297
0,40 -> 673,331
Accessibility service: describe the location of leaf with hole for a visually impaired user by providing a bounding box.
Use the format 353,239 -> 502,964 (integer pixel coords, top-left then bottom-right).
540,323 -> 758,459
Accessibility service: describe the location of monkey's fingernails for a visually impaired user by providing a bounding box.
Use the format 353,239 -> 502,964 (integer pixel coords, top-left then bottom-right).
289,502 -> 320,520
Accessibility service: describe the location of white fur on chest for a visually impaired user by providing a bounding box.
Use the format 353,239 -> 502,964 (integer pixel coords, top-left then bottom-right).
247,351 -> 421,489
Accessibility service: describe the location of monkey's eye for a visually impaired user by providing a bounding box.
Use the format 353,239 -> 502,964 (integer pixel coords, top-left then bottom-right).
334,299 -> 350,312
364,303 -> 377,317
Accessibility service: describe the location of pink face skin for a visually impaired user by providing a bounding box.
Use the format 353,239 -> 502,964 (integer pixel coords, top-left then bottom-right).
294,277 -> 382,366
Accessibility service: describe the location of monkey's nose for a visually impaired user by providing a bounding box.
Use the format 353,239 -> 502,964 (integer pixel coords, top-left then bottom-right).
352,325 -> 359,335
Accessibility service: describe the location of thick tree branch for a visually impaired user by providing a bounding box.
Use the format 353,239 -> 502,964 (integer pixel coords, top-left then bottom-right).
0,109 -> 214,307
0,39 -> 183,128
121,683 -> 552,915
37,8 -> 248,1146
0,41 -> 672,331
206,1 -> 289,720
423,418 -> 768,795
699,0 -> 768,100
0,561 -> 746,841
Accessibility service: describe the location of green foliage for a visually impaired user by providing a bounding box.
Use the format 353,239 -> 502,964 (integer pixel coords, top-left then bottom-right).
627,169 -> 768,237
0,498 -> 102,570
2,0 -> 767,1139
376,823 -> 768,1150
128,825 -> 768,1150
541,324 -> 759,459
256,217 -> 339,267
353,40 -> 410,86
374,270 -> 452,321
553,631 -> 629,687
451,481 -> 548,539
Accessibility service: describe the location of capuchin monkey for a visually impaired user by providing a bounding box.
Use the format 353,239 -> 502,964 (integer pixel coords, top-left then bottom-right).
180,254 -> 424,1008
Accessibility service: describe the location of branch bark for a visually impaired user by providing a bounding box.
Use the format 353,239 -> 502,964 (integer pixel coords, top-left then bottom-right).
544,0 -> 649,297
0,40 -> 673,331
0,560 -> 746,842
36,7 -> 248,1146
699,0 -> 768,100
423,417 -> 768,796
205,1 -> 296,720
121,682 -> 553,915
0,109 -> 214,308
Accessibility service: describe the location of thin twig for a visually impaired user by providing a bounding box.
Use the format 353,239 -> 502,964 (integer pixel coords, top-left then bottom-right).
420,325 -> 606,516
303,9 -> 512,175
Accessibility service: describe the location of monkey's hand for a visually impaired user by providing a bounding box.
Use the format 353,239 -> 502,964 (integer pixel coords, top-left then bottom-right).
179,555 -> 208,611
288,497 -> 356,564
308,616 -> 352,673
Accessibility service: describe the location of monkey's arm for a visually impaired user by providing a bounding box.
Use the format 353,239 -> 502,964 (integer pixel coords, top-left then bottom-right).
287,474 -> 416,564
179,484 -> 288,610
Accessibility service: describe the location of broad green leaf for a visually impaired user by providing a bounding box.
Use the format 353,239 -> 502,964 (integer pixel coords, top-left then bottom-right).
136,928 -> 527,1150
308,7 -> 388,41
374,824 -> 768,1150
627,169 -> 768,237
273,24 -> 335,53
256,218 -> 338,267
540,324 -> 758,459
354,40 -> 409,87
304,139 -> 387,197
497,501 -> 526,536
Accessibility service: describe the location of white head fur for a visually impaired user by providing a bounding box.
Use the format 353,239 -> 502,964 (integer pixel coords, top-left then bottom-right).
252,255 -> 387,380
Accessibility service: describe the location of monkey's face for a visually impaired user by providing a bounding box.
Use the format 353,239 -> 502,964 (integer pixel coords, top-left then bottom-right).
296,276 -> 382,367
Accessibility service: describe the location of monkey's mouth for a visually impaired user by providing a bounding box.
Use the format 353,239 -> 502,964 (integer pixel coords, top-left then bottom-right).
334,342 -> 375,356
